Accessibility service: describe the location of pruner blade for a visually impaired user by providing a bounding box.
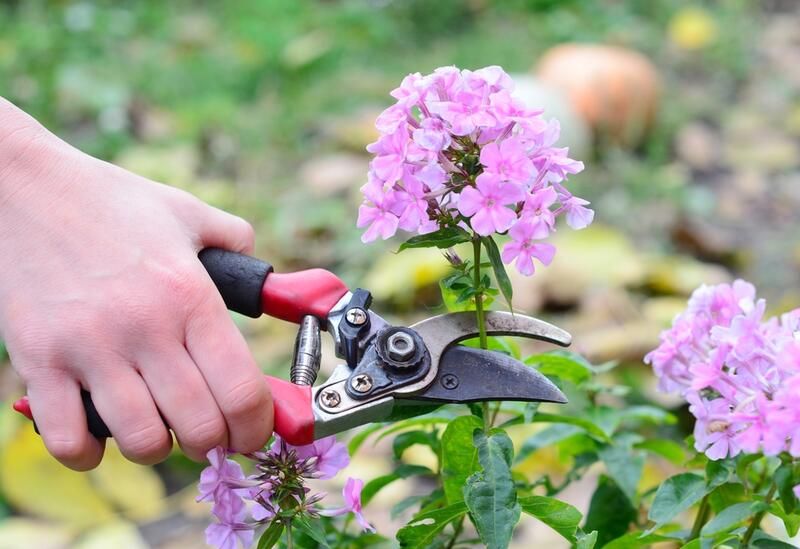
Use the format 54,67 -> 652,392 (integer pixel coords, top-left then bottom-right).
398,345 -> 567,405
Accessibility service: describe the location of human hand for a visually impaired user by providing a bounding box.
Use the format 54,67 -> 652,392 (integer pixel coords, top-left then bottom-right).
0,98 -> 273,470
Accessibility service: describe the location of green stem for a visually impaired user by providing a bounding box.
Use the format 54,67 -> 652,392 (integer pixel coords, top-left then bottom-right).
445,516 -> 465,549
472,237 -> 490,431
472,238 -> 488,350
286,520 -> 293,549
742,483 -> 777,545
688,494 -> 711,541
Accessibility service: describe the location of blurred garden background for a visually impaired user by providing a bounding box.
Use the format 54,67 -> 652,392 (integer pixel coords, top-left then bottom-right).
1,0 -> 800,547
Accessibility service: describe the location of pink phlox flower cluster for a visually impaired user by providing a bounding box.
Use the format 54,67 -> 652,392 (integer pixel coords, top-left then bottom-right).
645,280 -> 800,460
358,65 -> 592,276
197,436 -> 370,549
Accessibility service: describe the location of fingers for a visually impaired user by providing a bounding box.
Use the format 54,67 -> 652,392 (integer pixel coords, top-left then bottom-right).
26,370 -> 105,471
196,205 -> 255,255
85,364 -> 172,465
185,291 -> 273,454
138,346 -> 228,461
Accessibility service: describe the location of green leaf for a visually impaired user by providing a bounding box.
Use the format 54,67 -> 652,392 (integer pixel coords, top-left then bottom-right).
701,501 -> 764,538
396,502 -> 468,548
464,429 -> 520,549
518,495 -> 582,541
362,465 -> 432,506
348,423 -> 389,455
516,424 -> 583,463
603,532 -> 678,549
774,461 -> 797,515
257,521 -> 284,549
294,516 -> 330,548
584,475 -> 637,547
530,412 -> 611,442
375,417 -> 453,443
770,500 -> 800,537
751,530 -> 800,548
708,482 -> 747,513
575,530 -> 598,549
440,415 -> 482,505
393,430 -> 440,460
705,458 -> 735,489
619,405 -> 676,426
399,227 -> 472,252
680,540 -> 701,549
391,494 -> 428,520
525,353 -> 593,386
481,236 -> 512,308
647,473 -> 709,531
599,444 -> 644,504
633,439 -> 687,466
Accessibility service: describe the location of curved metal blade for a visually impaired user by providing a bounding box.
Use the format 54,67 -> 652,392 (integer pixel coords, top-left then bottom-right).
394,311 -> 571,397
399,346 -> 567,405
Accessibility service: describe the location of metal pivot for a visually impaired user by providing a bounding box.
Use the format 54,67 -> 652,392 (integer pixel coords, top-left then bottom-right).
290,315 -> 322,386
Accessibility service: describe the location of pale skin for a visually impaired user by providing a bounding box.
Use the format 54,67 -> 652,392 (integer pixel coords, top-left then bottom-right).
0,97 -> 274,471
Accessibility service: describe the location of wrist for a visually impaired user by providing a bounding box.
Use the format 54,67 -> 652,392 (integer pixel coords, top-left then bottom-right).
0,98 -> 62,199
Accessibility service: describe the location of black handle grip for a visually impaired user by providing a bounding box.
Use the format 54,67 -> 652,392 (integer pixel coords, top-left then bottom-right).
198,248 -> 273,318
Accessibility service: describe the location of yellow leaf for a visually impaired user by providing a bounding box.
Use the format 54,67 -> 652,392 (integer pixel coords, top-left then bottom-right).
73,520 -> 149,549
363,247 -> 453,302
0,518 -> 73,549
669,7 -> 718,50
0,425 -> 115,528
88,440 -> 167,522
0,425 -> 167,528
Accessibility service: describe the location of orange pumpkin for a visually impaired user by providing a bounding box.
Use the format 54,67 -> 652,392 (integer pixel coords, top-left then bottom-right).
535,44 -> 661,146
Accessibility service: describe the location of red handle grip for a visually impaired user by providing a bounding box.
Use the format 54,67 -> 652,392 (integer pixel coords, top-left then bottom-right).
13,374 -> 317,449
261,269 -> 349,324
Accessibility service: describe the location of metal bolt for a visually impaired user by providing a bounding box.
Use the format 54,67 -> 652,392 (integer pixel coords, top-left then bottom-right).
387,331 -> 415,362
350,374 -> 373,393
320,389 -> 341,408
345,307 -> 368,326
441,373 -> 459,390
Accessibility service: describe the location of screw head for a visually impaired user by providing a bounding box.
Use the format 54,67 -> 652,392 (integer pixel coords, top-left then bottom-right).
345,307 -> 368,326
320,389 -> 341,408
441,373 -> 459,390
387,332 -> 416,362
350,374 -> 374,393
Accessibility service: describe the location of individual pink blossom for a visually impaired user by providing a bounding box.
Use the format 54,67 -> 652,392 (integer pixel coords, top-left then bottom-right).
688,393 -> 740,461
520,187 -> 557,236
197,447 -> 247,503
458,173 -> 524,236
413,117 -> 451,152
562,196 -> 594,230
320,477 -> 375,533
479,137 -> 534,184
205,521 -> 254,549
284,435 -> 350,480
357,184 -> 400,243
366,126 -> 409,184
501,221 -> 556,276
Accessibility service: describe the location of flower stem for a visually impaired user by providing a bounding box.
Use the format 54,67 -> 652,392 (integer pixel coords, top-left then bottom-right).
742,483 -> 777,545
472,237 -> 491,431
688,494 -> 711,541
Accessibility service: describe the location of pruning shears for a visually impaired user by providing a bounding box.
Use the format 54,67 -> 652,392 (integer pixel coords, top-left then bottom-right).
13,248 -> 571,446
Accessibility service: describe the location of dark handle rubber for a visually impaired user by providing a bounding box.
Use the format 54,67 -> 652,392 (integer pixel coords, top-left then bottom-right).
198,248 -> 272,318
